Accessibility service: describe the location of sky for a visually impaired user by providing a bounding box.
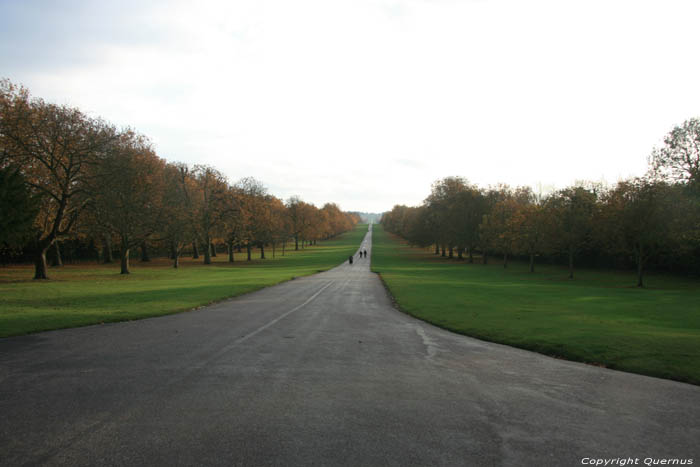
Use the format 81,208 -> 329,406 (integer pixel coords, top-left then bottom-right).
2,0 -> 699,213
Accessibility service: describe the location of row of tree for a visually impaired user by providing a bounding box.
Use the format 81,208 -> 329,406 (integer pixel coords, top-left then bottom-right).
0,79 -> 360,279
382,119 -> 700,287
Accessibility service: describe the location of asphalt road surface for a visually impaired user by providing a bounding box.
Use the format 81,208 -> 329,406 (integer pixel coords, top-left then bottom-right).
1,225 -> 699,466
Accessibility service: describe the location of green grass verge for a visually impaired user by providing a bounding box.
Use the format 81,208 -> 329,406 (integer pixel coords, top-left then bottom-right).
371,224 -> 700,385
0,225 -> 367,337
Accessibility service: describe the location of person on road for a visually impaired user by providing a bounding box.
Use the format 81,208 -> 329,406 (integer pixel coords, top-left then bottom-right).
349,255 -> 353,264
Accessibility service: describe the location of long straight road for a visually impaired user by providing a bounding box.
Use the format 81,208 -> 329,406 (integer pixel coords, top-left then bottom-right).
1,225 -> 699,466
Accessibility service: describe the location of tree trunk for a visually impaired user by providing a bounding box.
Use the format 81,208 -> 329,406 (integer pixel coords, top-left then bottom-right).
568,248 -> 574,280
120,247 -> 130,275
529,253 -> 535,273
102,235 -> 113,263
51,241 -> 63,267
483,250 -> 488,265
203,235 -> 212,264
247,244 -> 252,261
295,236 -> 299,251
468,248 -> 474,264
173,252 -> 180,269
192,242 -> 199,259
448,246 -> 453,258
636,247 -> 645,288
441,245 -> 446,257
34,247 -> 49,280
228,241 -> 234,263
434,244 -> 439,255
140,240 -> 150,262
503,252 -> 508,268
211,242 -> 217,257
260,243 -> 265,259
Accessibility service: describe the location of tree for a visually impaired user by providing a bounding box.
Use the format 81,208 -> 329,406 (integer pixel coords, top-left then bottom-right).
599,179 -> 673,287
161,163 -> 197,268
425,177 -> 469,258
649,118 -> 700,188
191,165 -> 229,264
0,166 -> 38,247
514,202 -> 545,273
544,186 -> 597,279
286,196 -> 313,250
452,187 -> 486,262
236,177 -> 270,259
88,132 -> 166,274
268,196 -> 289,258
222,185 -> 246,263
481,186 -> 521,268
0,79 -> 118,279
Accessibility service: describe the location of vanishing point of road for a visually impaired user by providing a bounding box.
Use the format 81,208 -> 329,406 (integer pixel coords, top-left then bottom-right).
1,225 -> 698,466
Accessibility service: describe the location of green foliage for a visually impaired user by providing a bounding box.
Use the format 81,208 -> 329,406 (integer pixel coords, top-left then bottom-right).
0,225 -> 367,337
372,224 -> 700,385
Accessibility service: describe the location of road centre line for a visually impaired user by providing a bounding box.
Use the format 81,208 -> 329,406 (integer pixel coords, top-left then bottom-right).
233,280 -> 335,346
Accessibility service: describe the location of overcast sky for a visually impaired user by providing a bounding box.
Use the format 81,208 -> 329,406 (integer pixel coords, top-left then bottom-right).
2,0 -> 699,213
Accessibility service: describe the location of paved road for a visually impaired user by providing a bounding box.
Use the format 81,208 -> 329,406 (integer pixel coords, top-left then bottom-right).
1,225 -> 699,466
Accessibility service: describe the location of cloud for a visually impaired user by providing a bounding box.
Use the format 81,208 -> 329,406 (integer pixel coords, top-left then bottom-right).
2,0 -> 699,212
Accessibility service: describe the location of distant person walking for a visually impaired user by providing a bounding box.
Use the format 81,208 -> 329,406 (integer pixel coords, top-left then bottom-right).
363,249 -> 367,258
349,255 -> 353,264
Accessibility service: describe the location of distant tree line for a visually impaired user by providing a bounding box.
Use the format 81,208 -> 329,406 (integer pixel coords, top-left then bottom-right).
0,79 -> 360,278
382,118 -> 700,287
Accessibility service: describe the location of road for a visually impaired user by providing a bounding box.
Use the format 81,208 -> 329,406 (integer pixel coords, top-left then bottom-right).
1,225 -> 699,466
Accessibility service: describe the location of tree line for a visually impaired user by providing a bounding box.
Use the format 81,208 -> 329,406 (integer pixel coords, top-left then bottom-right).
382,119 -> 700,287
0,79 -> 360,279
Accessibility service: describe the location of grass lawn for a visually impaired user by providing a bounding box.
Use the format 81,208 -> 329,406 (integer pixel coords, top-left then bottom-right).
0,225 -> 367,337
371,224 -> 700,385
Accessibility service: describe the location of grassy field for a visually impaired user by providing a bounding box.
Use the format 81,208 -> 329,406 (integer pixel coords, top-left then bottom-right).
0,225 -> 367,337
371,224 -> 700,385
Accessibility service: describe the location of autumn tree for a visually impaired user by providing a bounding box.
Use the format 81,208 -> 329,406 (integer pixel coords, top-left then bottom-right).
222,185 -> 246,262
514,202 -> 545,273
191,165 -> 229,264
544,185 -> 597,279
268,196 -> 289,258
598,179 -> 675,287
88,132 -> 166,274
236,177 -> 271,259
0,79 -> 118,279
303,203 -> 323,246
161,163 -> 197,268
286,196 -> 313,250
321,203 -> 348,239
